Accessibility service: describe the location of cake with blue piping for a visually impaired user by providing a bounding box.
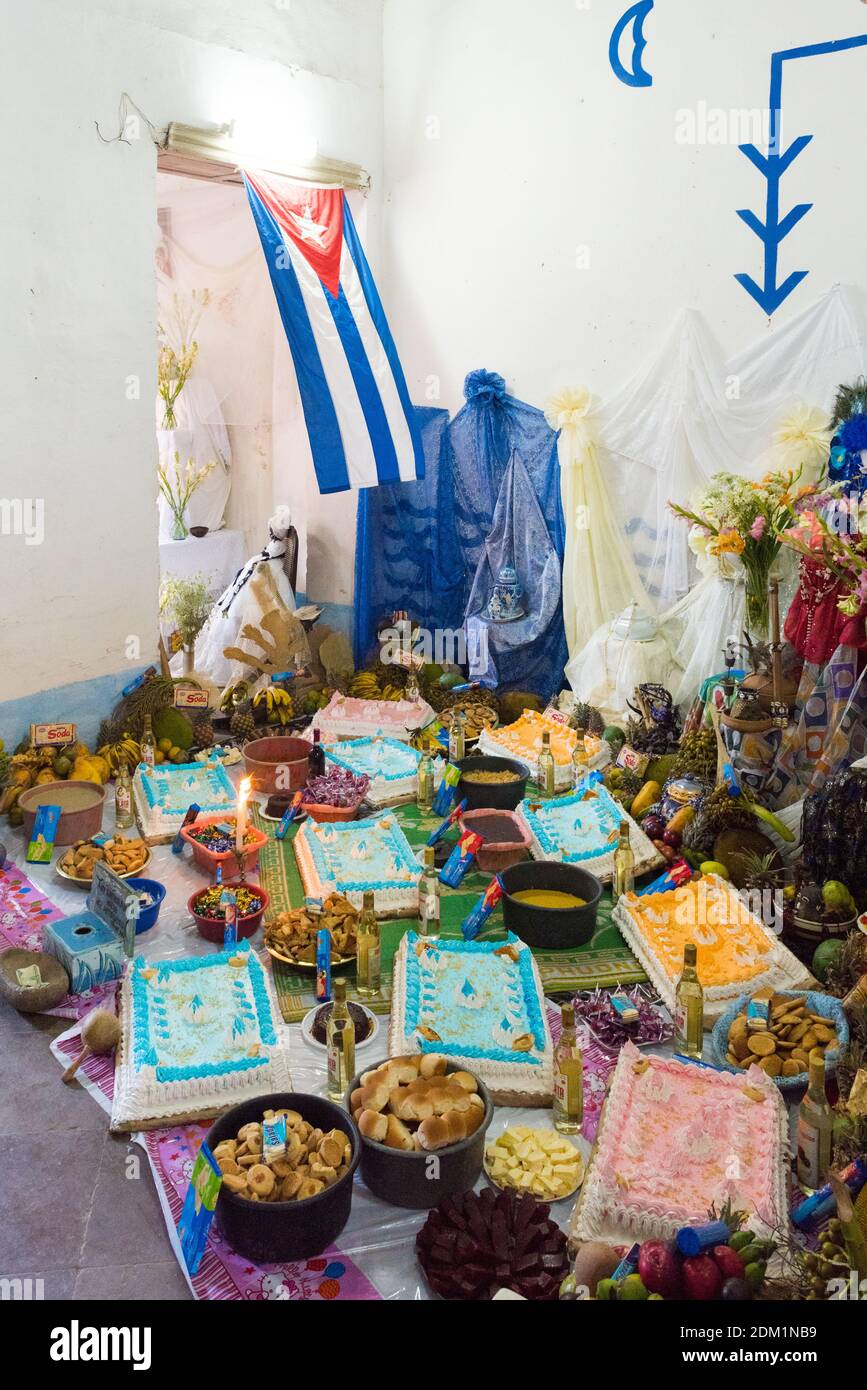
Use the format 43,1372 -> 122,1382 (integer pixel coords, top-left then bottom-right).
293,812 -> 420,916
389,931 -> 553,1106
323,736 -> 420,807
110,941 -> 291,1131
133,760 -> 236,843
517,782 -> 661,881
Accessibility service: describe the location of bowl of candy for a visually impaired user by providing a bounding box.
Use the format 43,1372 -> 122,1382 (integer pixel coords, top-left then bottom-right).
126,877 -> 167,934
188,880 -> 269,943
300,767 -> 370,823
180,814 -> 268,876
572,985 -> 673,1052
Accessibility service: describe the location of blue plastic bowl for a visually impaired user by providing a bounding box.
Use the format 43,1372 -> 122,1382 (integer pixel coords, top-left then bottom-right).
710,989 -> 848,1092
126,877 -> 166,934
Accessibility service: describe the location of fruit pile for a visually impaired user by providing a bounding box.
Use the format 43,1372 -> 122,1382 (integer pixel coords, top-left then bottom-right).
567,1224 -> 774,1302
252,685 -> 295,727
0,739 -> 112,825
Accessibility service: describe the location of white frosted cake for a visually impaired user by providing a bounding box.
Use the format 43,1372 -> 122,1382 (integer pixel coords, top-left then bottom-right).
313,692 -> 434,741
571,1042 -> 789,1245
110,942 -> 291,1132
293,812 -> 420,916
517,783 -> 661,881
133,760 -> 236,842
612,874 -> 808,1022
324,736 -> 420,806
389,931 -> 553,1106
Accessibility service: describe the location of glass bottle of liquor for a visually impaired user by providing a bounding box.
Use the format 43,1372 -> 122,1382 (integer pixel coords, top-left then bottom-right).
308,727 -> 325,778
419,846 -> 441,937
553,1003 -> 583,1134
538,731 -> 555,799
612,821 -> 634,898
571,738 -> 586,791
417,748 -> 434,813
327,978 -> 355,1102
796,1049 -> 833,1190
115,758 -> 134,829
356,891 -> 381,998
405,664 -> 421,702
674,942 -> 704,1059
448,709 -> 466,764
140,714 -> 156,769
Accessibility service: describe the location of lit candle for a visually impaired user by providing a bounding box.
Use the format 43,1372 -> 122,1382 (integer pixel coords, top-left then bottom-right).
236,775 -> 252,854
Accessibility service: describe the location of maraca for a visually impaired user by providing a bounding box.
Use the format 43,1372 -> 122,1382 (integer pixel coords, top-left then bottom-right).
62,1008 -> 120,1083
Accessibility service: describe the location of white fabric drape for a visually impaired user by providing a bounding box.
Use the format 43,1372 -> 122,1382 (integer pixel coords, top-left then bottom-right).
546,387 -> 647,659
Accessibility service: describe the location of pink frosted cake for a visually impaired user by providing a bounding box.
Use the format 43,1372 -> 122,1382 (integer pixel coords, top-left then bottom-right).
571,1042 -> 789,1245
312,692 -> 434,741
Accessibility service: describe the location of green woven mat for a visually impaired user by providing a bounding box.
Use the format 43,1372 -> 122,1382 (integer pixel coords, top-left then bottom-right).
253,803 -> 646,1022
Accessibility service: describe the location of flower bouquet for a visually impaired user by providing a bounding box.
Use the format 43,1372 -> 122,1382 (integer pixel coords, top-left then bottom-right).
158,452 -> 217,541
157,288 -> 210,429
670,469 -> 818,639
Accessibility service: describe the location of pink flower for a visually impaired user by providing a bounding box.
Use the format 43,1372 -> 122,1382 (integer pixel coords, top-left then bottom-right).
750,515 -> 766,540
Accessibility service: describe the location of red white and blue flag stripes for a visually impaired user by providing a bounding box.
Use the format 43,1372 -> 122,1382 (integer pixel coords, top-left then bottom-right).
243,169 -> 424,494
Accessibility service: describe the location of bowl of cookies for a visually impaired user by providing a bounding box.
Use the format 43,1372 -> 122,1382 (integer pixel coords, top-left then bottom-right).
263,893 -> 358,969
56,834 -> 150,885
710,989 -> 848,1092
347,1053 -> 493,1209
207,1093 -> 361,1263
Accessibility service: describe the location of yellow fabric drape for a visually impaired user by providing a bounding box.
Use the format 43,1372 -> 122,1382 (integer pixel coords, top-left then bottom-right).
546,386 -> 648,658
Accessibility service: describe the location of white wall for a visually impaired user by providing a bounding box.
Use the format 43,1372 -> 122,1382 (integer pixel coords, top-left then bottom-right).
0,0 -> 382,712
382,0 -> 867,412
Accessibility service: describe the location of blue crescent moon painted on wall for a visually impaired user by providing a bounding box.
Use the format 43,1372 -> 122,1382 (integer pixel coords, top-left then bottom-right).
609,0 -> 654,88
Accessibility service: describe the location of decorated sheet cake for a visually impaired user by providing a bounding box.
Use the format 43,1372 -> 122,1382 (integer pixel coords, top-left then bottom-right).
389,931 -> 553,1106
477,709 -> 609,790
313,692 -> 434,741
294,812 -> 420,916
570,1042 -> 789,1245
613,874 -> 808,1022
324,736 -> 420,806
133,760 -> 236,843
111,942 -> 291,1132
517,782 -> 661,881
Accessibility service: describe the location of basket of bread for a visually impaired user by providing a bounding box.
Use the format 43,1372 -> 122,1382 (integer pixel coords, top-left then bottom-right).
710,988 -> 848,1092
347,1053 -> 493,1209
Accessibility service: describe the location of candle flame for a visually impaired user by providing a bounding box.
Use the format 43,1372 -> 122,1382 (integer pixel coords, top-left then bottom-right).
237,776 -> 252,808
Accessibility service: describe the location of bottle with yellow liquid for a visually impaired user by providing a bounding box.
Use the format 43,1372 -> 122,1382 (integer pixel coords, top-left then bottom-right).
796,1049 -> 833,1190
115,758 -> 134,830
552,1003 -> 583,1134
448,709 -> 466,764
538,731 -> 555,799
419,846 -> 441,937
417,749 -> 434,813
356,891 -> 381,999
674,942 -> 704,1059
612,821 -> 634,899
326,978 -> 355,1102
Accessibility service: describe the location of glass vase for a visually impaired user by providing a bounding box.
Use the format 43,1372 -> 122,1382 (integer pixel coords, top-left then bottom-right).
744,570 -> 770,642
170,514 -> 188,541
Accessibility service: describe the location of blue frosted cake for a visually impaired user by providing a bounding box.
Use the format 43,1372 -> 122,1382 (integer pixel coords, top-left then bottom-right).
110,942 -> 291,1130
324,737 -> 420,806
389,932 -> 553,1105
133,760 -> 236,841
293,812 -> 420,916
517,784 -> 661,881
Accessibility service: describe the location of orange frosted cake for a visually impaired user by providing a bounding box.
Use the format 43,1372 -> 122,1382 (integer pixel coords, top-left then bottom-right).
570,1042 -> 789,1245
477,710 -> 609,789
612,874 -> 805,1020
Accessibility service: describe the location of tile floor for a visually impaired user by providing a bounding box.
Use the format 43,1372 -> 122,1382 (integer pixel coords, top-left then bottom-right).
0,1003 -> 191,1300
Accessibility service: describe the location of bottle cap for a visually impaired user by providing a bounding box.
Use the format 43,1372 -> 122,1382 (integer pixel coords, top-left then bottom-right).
542,731 -> 551,745
424,846 -> 435,868
362,890 -> 375,911
619,820 -> 629,835
333,978 -> 347,1002
684,942 -> 697,966
561,1003 -> 575,1028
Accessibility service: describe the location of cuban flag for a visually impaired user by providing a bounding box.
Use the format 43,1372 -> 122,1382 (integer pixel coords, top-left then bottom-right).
244,170 -> 424,494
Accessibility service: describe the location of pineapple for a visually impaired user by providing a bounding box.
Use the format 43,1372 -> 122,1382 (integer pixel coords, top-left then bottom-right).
572,701 -> 604,735
230,705 -> 257,744
193,715 -> 216,750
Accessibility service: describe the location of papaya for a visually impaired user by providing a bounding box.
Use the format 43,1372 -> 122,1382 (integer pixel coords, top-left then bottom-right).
666,804 -> 696,834
630,781 -> 661,818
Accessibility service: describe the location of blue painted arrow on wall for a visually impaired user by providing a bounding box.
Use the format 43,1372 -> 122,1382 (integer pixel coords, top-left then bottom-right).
736,33 -> 867,316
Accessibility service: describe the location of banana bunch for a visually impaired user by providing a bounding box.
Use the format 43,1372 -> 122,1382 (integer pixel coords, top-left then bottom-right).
350,671 -> 382,699
380,683 -> 405,702
252,686 -> 295,726
220,681 -> 250,714
97,734 -> 142,776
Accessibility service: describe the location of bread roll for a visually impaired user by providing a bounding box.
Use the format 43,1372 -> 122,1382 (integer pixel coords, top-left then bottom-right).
384,1114 -> 415,1151
419,1053 -> 448,1078
358,1109 -> 388,1143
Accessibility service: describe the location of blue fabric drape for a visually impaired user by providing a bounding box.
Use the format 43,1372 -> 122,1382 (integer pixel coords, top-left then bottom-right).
449,371 -> 568,696
353,407 -> 463,664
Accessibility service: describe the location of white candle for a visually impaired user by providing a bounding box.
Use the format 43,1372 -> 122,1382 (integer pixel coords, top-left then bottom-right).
236,775 -> 252,854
